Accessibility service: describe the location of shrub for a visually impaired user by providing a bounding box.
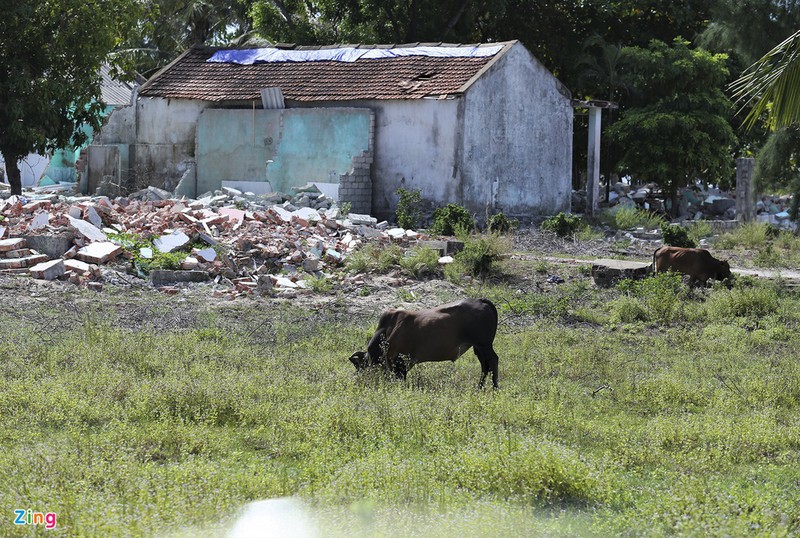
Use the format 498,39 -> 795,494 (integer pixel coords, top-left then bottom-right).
445,233 -> 509,281
615,272 -> 687,324
395,188 -> 423,229
398,247 -> 441,278
602,205 -> 666,230
431,204 -> 475,236
487,212 -> 519,234
704,285 -> 780,321
540,212 -> 585,238
717,222 -> 770,249
661,223 -> 697,248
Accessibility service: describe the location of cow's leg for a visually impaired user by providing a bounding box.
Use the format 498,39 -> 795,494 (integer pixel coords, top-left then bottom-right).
474,344 -> 499,389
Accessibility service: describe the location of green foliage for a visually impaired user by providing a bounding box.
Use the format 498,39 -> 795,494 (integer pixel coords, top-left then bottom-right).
445,233 -> 509,281
487,212 -> 519,234
431,204 -> 475,236
398,247 -> 441,278
602,206 -> 666,230
540,212 -> 586,237
717,222 -> 771,249
608,38 -> 737,199
703,282 -> 780,321
305,275 -> 333,293
661,223 -> 697,248
686,220 -> 714,244
394,188 -> 423,230
0,0 -> 142,194
613,272 -> 687,324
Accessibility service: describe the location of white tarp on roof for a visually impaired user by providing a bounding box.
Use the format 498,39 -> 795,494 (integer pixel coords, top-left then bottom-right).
207,45 -> 504,65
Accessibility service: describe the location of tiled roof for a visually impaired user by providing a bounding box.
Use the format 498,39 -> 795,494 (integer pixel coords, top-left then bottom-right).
139,42 -> 513,102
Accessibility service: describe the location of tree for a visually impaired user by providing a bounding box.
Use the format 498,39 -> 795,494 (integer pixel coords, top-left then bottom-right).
0,0 -> 141,195
607,39 -> 737,216
250,0 -> 489,45
730,29 -> 800,220
121,0 -> 255,77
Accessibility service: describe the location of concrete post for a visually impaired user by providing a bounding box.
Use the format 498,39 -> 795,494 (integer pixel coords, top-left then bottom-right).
735,157 -> 756,222
586,107 -> 602,216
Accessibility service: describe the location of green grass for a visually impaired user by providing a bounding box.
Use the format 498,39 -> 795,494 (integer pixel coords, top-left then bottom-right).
1,282 -> 800,536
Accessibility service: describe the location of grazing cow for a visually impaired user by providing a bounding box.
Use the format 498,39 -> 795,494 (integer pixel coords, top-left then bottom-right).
348,298 -> 500,388
653,246 -> 732,286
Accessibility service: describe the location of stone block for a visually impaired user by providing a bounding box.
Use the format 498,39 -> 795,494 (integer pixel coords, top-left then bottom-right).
150,269 -> 209,286
29,259 -> 65,280
0,238 -> 26,252
22,232 -> 75,259
591,259 -> 652,288
0,254 -> 49,269
76,242 -> 123,264
153,230 -> 190,253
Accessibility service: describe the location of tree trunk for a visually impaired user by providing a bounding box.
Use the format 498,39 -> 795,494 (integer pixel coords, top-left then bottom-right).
0,149 -> 22,195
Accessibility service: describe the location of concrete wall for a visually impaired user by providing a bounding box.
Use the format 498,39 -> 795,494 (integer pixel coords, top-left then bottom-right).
195,108 -> 372,195
460,42 -> 573,218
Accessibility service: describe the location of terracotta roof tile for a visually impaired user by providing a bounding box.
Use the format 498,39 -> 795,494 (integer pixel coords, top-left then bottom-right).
139,43 -> 510,102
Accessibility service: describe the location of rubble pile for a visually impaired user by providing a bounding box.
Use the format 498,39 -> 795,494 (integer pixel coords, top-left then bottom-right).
0,183 -> 422,298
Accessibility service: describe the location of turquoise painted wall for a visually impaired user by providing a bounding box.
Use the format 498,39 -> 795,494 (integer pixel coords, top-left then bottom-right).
41,105 -> 114,185
196,108 -> 371,195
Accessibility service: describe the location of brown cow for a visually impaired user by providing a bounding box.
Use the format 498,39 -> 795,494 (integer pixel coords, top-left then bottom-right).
348,298 -> 499,388
653,246 -> 732,286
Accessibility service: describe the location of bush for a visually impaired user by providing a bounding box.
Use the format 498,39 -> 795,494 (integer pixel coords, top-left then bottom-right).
445,233 -> 509,281
398,247 -> 441,278
395,188 -> 423,229
540,212 -> 585,238
487,212 -> 519,234
717,222 -> 770,249
602,205 -> 666,230
661,223 -> 697,248
614,272 -> 687,324
431,204 -> 475,236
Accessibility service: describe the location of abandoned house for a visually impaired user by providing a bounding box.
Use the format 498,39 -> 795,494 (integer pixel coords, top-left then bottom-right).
89,40 -> 573,220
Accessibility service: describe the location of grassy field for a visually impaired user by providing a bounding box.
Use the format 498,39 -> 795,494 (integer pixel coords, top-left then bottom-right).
1,248 -> 800,536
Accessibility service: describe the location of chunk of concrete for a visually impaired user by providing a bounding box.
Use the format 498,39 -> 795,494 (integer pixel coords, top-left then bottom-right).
348,213 -> 377,226
591,259 -> 652,288
149,269 -> 208,286
28,211 -> 50,230
29,259 -> 65,280
64,259 -> 92,275
67,215 -> 107,242
0,238 -> 26,252
153,230 -> 190,253
76,242 -> 123,264
195,247 -> 217,262
22,232 -> 75,259
86,206 -> 103,228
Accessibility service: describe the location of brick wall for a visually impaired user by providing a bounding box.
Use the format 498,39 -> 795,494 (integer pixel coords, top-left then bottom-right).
338,113 -> 375,214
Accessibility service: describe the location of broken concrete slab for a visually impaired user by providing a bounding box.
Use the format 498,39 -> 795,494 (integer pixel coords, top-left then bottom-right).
86,206 -> 103,228
76,242 -> 123,264
153,230 -> 190,253
195,247 -> 216,262
28,211 -> 50,230
67,215 -> 107,242
64,258 -> 93,275
591,259 -> 652,288
0,254 -> 49,269
22,232 -> 75,259
348,213 -> 378,226
150,269 -> 209,286
0,238 -> 26,252
29,259 -> 65,280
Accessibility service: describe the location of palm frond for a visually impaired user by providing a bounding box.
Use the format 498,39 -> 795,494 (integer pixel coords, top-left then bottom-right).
731,29 -> 800,131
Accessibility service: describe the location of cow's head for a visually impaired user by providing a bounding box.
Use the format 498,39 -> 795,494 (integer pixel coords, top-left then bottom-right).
717,260 -> 732,280
348,351 -> 369,370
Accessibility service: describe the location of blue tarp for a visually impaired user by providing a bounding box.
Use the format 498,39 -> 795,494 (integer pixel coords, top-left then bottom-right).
207,45 -> 504,65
